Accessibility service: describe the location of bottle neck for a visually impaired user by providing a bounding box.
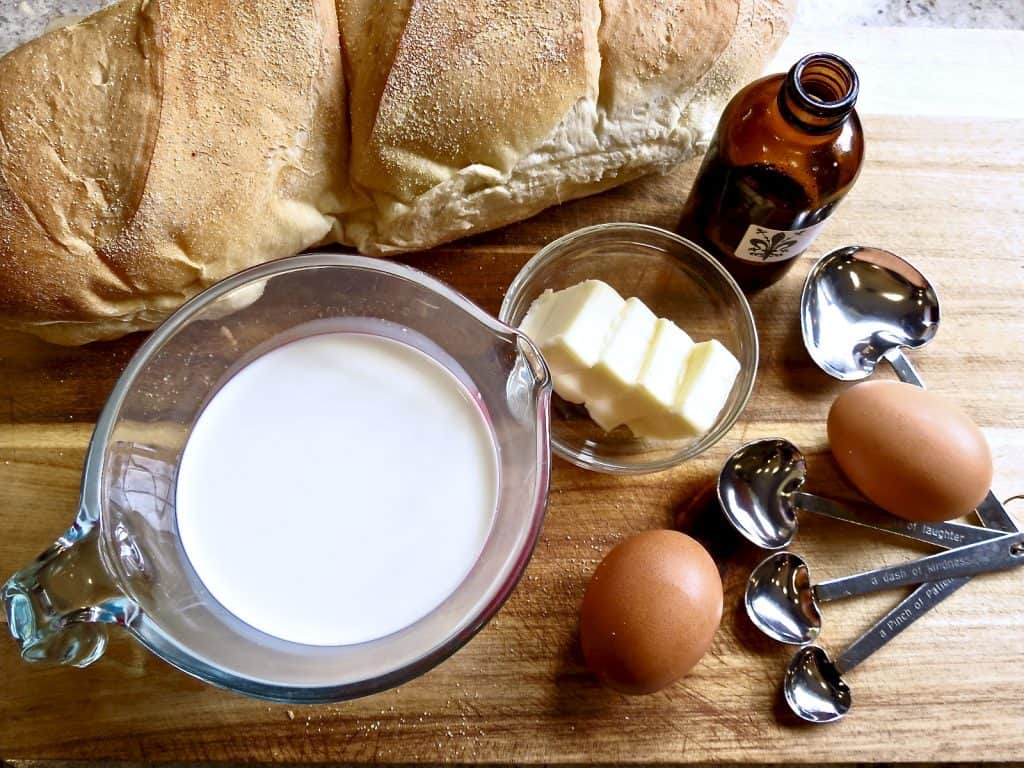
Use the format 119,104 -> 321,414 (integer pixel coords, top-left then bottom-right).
778,53 -> 859,133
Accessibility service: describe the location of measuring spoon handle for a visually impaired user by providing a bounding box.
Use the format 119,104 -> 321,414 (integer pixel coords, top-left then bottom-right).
835,576 -> 970,675
791,492 -> 1001,548
976,491 -> 1019,534
813,532 -> 1024,602
882,347 -> 925,387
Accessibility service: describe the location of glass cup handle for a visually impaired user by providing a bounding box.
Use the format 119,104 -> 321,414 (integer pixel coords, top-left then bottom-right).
3,506 -> 138,668
515,331 -> 551,390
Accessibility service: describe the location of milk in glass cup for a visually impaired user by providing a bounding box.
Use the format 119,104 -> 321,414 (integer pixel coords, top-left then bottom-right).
3,253 -> 551,702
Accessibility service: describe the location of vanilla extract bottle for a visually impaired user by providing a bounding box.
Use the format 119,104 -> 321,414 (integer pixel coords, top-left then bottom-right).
678,53 -> 864,291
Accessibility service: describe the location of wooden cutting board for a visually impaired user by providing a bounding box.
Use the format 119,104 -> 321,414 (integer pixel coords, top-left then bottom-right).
1,27 -> 1023,765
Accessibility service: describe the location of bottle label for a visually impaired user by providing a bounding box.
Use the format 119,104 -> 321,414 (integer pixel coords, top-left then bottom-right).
733,221 -> 828,263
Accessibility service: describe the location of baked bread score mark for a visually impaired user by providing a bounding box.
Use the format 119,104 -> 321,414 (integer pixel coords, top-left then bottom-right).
0,0 -> 163,317
0,0 -> 347,342
596,0 -> 740,111
361,0 -> 594,201
0,0 -> 795,344
341,0 -> 787,256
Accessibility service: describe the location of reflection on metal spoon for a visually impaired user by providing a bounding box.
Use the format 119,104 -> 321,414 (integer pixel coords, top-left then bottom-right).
746,529 -> 1012,644
717,438 -> 996,550
784,576 -> 970,723
800,245 -> 939,386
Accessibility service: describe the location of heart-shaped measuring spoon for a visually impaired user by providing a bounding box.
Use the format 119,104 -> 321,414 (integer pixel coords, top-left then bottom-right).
783,499 -> 1024,722
800,246 -> 1018,535
800,245 -> 938,387
783,576 -> 969,723
791,249 -> 1019,721
746,525 -> 1016,644
716,438 -> 994,550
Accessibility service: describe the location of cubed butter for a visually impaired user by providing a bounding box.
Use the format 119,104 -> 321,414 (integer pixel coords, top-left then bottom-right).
519,280 -> 625,403
519,280 -> 740,439
630,339 -> 740,439
575,298 -> 658,403
585,318 -> 694,431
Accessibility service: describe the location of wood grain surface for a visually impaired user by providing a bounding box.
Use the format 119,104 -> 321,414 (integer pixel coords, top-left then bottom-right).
2,37 -> 1024,768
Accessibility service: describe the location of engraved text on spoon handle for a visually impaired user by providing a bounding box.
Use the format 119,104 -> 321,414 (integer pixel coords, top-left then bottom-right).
835,577 -> 969,675
791,491 -> 1001,547
813,532 -> 1024,602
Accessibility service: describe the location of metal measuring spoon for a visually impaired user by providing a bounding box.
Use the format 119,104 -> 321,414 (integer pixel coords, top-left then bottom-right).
799,248 -> 1018,535
783,576 -> 971,723
746,525 -> 1011,644
788,249 -> 1018,720
800,245 -> 938,387
717,438 -> 993,550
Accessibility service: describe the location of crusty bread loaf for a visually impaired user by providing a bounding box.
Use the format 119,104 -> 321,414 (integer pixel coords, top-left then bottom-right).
0,0 -> 794,344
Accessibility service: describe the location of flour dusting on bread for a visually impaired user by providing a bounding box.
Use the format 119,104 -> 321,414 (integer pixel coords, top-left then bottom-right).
0,0 -> 794,343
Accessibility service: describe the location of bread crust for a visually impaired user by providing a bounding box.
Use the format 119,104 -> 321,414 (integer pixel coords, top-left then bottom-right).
341,0 -> 796,255
0,0 -> 346,343
0,0 -> 794,344
0,0 -> 163,323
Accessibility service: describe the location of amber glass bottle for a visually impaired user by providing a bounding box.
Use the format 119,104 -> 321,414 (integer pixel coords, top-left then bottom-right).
678,53 -> 864,291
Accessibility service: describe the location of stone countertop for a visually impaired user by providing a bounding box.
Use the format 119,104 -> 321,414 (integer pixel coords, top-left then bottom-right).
1,0 -> 111,54
2,0 -> 1023,56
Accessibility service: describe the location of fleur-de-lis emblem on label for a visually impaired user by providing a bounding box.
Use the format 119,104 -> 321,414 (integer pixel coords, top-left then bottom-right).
747,229 -> 799,260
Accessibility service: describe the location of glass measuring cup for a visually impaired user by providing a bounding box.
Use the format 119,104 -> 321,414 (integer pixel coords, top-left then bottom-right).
2,253 -> 552,702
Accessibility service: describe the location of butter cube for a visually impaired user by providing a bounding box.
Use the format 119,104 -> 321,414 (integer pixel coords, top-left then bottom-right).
576,298 -> 658,403
630,339 -> 740,439
582,398 -> 624,433
627,318 -> 697,418
519,280 -> 624,403
586,318 -> 693,432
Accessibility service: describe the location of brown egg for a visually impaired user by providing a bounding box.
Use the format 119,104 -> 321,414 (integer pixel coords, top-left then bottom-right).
579,530 -> 723,695
828,380 -> 993,523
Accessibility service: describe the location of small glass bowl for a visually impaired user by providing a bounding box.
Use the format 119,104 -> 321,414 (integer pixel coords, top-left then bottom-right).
500,223 -> 758,474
